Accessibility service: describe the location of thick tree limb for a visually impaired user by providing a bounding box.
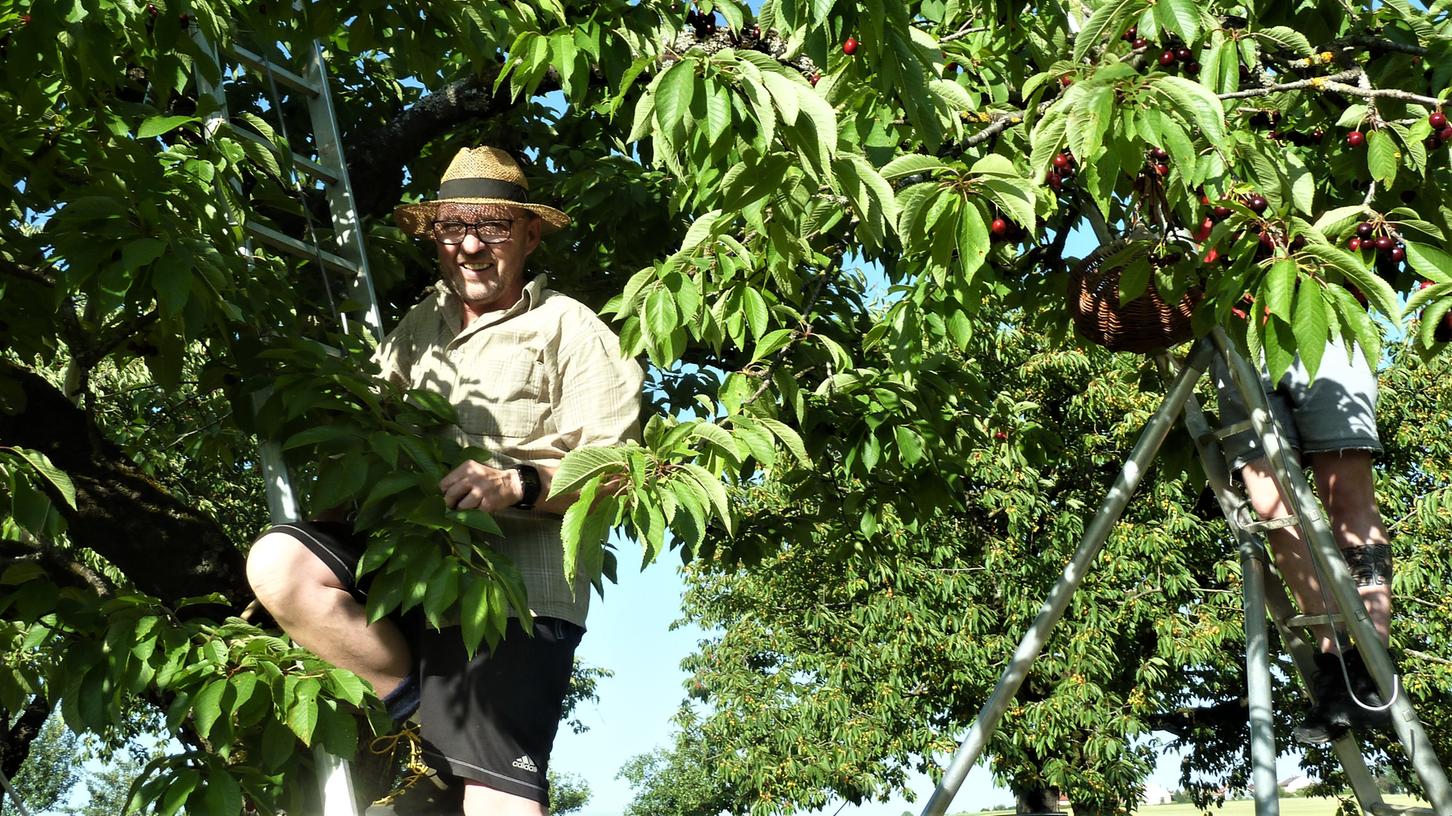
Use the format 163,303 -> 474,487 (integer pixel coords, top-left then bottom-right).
0,362 -> 249,609
0,696 -> 50,793
346,67 -> 521,218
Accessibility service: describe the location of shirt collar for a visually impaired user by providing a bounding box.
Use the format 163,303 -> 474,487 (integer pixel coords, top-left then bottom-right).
434,273 -> 550,335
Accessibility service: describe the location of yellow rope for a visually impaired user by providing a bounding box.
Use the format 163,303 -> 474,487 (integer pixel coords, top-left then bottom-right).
367,724 -> 435,807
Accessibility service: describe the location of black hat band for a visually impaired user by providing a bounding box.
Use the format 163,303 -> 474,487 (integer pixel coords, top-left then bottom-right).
438,178 -> 529,202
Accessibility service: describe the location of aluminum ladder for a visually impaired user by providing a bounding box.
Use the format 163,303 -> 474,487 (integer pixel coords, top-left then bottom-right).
919,328 -> 1451,816
194,29 -> 385,816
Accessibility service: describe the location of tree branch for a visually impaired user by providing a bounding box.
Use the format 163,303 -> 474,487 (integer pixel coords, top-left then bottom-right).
1218,69 -> 1441,108
0,361 -> 249,610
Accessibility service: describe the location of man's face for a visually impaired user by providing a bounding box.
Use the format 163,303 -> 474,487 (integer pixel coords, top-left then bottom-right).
433,202 -> 542,316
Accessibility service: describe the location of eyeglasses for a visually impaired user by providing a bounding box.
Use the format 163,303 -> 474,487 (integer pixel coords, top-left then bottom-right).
431,219 -> 516,245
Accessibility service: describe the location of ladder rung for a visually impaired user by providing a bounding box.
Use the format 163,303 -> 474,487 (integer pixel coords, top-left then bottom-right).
1215,419 -> 1255,440
225,43 -> 322,97
1368,805 -> 1435,816
1285,613 -> 1345,629
245,222 -> 360,274
224,123 -> 341,184
1243,514 -> 1298,533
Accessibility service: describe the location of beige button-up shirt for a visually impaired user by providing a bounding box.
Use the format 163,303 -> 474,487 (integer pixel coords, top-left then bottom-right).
374,274 -> 644,626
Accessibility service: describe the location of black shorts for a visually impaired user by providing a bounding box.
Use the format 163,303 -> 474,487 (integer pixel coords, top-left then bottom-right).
255,522 -> 583,805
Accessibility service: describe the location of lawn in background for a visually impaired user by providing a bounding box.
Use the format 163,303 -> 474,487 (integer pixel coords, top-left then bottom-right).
967,794 -> 1431,815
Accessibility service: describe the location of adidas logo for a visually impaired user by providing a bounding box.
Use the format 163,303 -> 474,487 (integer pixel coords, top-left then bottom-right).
511,755 -> 538,773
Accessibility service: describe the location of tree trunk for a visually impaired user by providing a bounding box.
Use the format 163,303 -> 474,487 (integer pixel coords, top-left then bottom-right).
1014,784 -> 1063,814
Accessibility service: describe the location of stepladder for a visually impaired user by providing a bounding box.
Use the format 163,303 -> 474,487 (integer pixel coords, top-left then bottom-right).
193,25 -> 383,816
919,328 -> 1452,816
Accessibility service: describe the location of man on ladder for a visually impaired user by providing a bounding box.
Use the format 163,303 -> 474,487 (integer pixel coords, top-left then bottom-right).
1212,337 -> 1395,744
245,146 -> 645,814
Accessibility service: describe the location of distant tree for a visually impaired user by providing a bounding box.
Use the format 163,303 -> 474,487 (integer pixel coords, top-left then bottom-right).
6,709 -> 80,815
548,770 -> 592,816
618,713 -> 734,816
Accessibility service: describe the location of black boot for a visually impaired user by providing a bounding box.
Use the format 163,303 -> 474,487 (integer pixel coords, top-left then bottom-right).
1293,652 -> 1353,744
1340,648 -> 1394,732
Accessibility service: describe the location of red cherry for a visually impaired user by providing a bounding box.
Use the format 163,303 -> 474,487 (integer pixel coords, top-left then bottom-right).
1052,152 -> 1072,169
1391,245 -> 1406,262
1346,131 -> 1366,147
843,37 -> 858,55
1259,231 -> 1276,249
1150,146 -> 1169,161
1374,235 -> 1395,251
990,217 -> 1008,236
1355,222 -> 1375,239
147,3 -> 158,16
20,12 -> 30,24
1195,217 -> 1214,242
1212,205 -> 1232,220
1047,172 -> 1063,191
1186,61 -> 1202,74
1204,247 -> 1221,264
994,430 -> 1008,441
1122,25 -> 1137,41
1154,163 -> 1170,176
1348,237 -> 1362,251
1423,280 -> 1438,290
1431,111 -> 1448,130
1059,74 -> 1073,87
1440,126 -> 1452,142
1132,38 -> 1149,50
809,73 -> 820,86
1247,195 -> 1268,214
1175,47 -> 1193,62
1159,50 -> 1177,66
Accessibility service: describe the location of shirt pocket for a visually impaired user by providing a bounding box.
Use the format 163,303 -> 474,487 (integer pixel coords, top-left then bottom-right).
453,343 -> 546,440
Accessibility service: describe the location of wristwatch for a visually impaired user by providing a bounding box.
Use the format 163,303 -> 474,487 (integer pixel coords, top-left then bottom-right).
512,464 -> 541,509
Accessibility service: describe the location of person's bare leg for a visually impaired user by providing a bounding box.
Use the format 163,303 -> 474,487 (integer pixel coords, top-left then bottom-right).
1238,459 -> 1339,651
1239,454 -> 1390,650
463,783 -> 547,816
1307,450 -> 1392,643
247,531 -> 411,696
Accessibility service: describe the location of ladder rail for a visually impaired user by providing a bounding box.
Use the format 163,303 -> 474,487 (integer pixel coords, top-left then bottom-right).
1212,328 -> 1452,815
195,26 -> 374,816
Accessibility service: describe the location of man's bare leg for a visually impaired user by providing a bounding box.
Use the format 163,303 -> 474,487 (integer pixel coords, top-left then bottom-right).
463,783 -> 547,816
1239,453 -> 1391,650
246,531 -> 411,696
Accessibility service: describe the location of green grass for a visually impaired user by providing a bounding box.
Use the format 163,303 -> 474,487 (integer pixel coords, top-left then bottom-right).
967,793 -> 1430,815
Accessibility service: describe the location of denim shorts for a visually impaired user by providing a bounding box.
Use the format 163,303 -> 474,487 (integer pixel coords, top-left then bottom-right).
1211,338 -> 1382,472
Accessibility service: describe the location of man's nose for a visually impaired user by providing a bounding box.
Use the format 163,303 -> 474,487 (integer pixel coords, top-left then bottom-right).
459,231 -> 487,253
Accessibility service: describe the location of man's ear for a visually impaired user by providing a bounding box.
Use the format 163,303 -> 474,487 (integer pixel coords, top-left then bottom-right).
523,214 -> 543,256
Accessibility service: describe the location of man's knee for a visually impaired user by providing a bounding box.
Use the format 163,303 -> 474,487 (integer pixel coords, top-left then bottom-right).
246,531 -> 331,613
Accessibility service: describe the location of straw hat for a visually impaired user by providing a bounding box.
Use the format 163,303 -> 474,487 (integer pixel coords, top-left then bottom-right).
393,146 -> 570,235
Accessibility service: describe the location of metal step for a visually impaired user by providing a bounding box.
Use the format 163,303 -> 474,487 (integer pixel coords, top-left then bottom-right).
223,121 -> 341,184
245,221 -> 359,275
225,43 -> 322,97
1243,514 -> 1300,533
1285,613 -> 1346,629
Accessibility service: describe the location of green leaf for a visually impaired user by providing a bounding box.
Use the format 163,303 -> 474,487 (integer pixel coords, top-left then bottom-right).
327,668 -> 368,706
1154,0 -> 1200,44
881,154 -> 944,180
459,580 -> 493,658
705,80 -> 732,147
681,209 -> 722,253
655,60 -> 697,138
11,448 -> 76,508
562,478 -> 611,585
191,677 -> 229,739
1152,76 -> 1225,143
551,447 -> 630,496
1292,283 -> 1330,379
750,328 -> 796,363
756,417 -> 811,466
201,771 -> 243,816
286,677 -> 321,746
137,114 -> 197,139
1300,243 -> 1399,322
1403,242 -> 1452,284
681,463 -> 733,535
1366,129 -> 1400,187
627,91 -> 655,143
1254,25 -> 1314,57
1261,258 -> 1297,321
1073,0 -> 1148,63
742,287 -> 769,340
978,179 -> 1035,230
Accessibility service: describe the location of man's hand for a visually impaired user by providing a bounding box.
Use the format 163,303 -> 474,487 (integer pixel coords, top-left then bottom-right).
439,461 -> 522,512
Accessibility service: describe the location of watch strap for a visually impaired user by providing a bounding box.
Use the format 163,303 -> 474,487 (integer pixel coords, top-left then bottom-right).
512,464 -> 541,509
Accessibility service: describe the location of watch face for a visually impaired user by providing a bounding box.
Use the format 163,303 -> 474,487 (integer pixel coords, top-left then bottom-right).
515,464 -> 541,507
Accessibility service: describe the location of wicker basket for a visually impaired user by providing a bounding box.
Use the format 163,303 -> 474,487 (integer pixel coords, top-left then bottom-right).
1068,242 -> 1203,354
